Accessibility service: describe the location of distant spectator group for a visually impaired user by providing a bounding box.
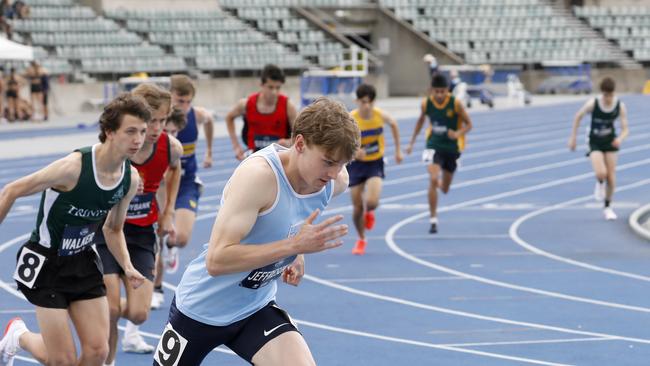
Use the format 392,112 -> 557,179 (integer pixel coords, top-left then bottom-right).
0,0 -> 30,39
0,61 -> 49,123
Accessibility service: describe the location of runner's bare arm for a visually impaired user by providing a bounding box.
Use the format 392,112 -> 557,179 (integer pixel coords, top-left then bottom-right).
455,100 -> 473,137
225,99 -> 248,160
159,136 -> 183,237
205,158 -> 347,276
102,167 -> 145,288
618,103 -> 629,141
382,110 -> 403,163
279,100 -> 298,147
195,106 -> 214,168
332,165 -> 349,198
406,100 -> 428,154
0,152 -> 80,224
569,99 -> 594,150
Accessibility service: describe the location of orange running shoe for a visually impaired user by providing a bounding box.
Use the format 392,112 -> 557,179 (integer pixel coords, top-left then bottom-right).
364,210 -> 375,230
352,239 -> 367,255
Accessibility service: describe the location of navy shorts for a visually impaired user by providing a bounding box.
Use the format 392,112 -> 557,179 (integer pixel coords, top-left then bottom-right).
153,298 -> 299,365
175,179 -> 202,213
347,158 -> 385,187
95,223 -> 157,281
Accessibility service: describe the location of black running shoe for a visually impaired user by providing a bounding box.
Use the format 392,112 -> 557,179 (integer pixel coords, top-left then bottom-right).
429,223 -> 437,234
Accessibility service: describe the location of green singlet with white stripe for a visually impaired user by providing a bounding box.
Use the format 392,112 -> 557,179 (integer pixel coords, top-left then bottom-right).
29,146 -> 131,255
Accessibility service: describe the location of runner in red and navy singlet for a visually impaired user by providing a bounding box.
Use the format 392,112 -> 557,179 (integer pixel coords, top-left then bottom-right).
242,92 -> 290,152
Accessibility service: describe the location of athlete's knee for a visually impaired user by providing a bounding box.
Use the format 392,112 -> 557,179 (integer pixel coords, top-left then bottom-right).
47,350 -> 77,366
108,303 -> 121,321
173,231 -> 190,248
366,199 -> 379,211
429,177 -> 439,188
439,185 -> 450,194
594,169 -> 607,181
80,341 -> 109,364
127,308 -> 150,325
352,203 -> 364,216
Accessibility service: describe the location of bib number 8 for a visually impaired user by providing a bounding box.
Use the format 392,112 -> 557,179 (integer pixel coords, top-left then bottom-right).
421,149 -> 435,164
13,246 -> 46,289
154,323 -> 188,366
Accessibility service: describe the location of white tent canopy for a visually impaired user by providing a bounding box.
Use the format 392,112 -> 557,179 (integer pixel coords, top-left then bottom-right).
0,37 -> 33,61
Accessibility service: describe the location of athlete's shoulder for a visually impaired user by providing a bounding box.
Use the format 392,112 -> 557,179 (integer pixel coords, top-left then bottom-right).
226,155 -> 276,203
168,134 -> 183,154
421,97 -> 429,111
52,151 -> 83,179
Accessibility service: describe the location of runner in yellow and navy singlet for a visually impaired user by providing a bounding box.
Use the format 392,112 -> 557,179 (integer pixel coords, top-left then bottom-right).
406,74 -> 473,234
348,84 -> 403,255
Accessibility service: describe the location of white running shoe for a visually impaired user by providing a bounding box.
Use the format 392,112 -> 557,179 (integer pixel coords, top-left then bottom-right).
150,290 -> 164,310
593,181 -> 606,201
604,207 -> 617,221
164,246 -> 179,274
0,317 -> 27,366
121,330 -> 154,354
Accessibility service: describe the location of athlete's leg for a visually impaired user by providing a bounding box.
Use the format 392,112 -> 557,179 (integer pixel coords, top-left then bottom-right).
68,297 -> 110,366
251,331 -> 315,366
121,276 -> 154,325
364,176 -> 383,212
589,151 -> 608,182
439,169 -> 455,194
172,208 -> 196,248
32,92 -> 43,119
350,183 -> 366,240
603,152 -> 618,202
427,163 -> 442,218
7,97 -> 16,121
103,274 -> 121,364
23,307 -> 74,365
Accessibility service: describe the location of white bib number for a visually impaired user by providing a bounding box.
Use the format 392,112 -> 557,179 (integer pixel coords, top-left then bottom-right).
13,246 -> 46,289
422,148 -> 435,164
154,323 -> 188,366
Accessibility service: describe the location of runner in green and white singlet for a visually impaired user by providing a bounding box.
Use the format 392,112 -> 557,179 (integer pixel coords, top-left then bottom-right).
0,93 -> 151,366
569,77 -> 629,221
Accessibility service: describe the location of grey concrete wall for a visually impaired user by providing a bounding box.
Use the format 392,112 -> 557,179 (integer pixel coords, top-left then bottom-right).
520,68 -> 647,94
47,74 -> 389,116
371,9 -> 462,97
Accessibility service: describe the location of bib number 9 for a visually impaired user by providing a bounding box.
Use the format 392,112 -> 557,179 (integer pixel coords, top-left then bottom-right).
13,246 -> 46,289
154,323 -> 188,366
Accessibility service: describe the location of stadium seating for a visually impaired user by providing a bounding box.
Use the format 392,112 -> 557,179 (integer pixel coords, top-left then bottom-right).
575,6 -> 650,62
106,7 -> 310,72
220,0 -> 348,68
380,0 -> 632,65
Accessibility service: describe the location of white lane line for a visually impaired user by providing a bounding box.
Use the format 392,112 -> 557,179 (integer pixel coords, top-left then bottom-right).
440,336 -> 615,348
303,274 -> 650,345
116,325 -> 237,356
330,276 -> 465,283
509,180 -> 650,282
384,168 -> 650,313
383,234 -> 511,240
0,309 -> 35,314
159,283 -> 571,365
325,152 -> 650,216
384,142 -> 650,187
15,355 -> 39,363
296,319 -> 573,366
